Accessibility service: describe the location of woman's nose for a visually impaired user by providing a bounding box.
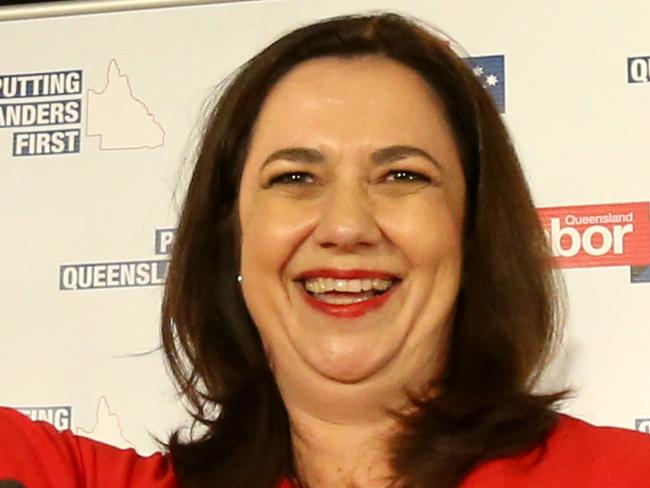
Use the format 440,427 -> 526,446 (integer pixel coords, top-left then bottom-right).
312,183 -> 382,252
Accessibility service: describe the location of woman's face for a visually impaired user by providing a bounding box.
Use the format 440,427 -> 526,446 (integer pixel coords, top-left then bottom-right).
238,56 -> 466,414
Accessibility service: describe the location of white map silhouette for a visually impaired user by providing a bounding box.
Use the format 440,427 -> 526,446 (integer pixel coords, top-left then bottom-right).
86,59 -> 164,150
76,396 -> 135,449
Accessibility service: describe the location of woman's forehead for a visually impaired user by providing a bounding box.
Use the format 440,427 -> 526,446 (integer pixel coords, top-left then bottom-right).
246,56 -> 453,158
261,56 -> 440,114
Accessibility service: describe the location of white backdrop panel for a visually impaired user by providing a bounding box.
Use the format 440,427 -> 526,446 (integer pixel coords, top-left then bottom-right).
1,0 -> 649,453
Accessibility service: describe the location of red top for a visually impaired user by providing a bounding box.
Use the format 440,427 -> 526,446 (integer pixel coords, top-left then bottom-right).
1,407 -> 649,487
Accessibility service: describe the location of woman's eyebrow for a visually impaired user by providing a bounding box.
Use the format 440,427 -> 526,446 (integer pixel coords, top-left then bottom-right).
261,147 -> 324,167
371,145 -> 442,170
260,145 -> 441,169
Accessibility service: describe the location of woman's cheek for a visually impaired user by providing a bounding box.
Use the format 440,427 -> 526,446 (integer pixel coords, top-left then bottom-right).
376,194 -> 458,249
242,196 -> 318,277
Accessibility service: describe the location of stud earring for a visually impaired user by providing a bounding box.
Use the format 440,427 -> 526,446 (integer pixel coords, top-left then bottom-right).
237,274 -> 243,284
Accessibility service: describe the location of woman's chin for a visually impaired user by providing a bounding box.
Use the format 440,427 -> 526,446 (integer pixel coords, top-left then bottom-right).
300,345 -> 394,385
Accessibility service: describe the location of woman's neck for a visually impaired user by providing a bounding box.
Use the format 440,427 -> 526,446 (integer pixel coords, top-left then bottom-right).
288,405 -> 398,488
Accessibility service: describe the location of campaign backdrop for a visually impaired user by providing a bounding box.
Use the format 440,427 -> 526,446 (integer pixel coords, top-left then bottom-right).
1,0 -> 649,453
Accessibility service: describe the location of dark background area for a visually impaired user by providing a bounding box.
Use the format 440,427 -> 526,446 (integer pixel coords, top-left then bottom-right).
0,0 -> 94,5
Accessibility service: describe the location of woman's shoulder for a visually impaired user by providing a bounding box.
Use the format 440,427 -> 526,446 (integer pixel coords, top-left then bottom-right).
0,406 -> 177,488
552,413 -> 650,454
549,414 -> 650,476
462,413 -> 650,487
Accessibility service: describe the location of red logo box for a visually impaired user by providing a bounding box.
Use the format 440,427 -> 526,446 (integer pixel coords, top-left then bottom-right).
537,202 -> 650,268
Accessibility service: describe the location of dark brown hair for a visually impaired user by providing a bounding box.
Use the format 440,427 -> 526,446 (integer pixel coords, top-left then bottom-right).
161,12 -> 565,488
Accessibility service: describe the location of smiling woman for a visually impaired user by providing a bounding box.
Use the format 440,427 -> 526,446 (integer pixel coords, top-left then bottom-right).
239,56 -> 465,396
2,10 -> 649,488
161,10 -> 539,487
156,11 -> 650,488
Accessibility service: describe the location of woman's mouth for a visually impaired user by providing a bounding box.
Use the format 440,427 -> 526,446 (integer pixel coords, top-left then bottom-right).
297,274 -> 400,318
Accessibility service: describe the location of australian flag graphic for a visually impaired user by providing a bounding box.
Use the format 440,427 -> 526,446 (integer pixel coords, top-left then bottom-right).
466,55 -> 505,113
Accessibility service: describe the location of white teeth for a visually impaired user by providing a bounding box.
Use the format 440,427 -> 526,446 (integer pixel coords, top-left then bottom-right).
334,279 -> 348,292
325,278 -> 335,292
348,280 -> 362,293
317,294 -> 370,305
303,277 -> 395,294
372,279 -> 392,291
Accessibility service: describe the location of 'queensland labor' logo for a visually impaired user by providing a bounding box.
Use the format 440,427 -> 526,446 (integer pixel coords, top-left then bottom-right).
538,202 -> 650,269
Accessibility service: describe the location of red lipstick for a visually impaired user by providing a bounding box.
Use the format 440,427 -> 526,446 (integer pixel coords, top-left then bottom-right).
296,268 -> 400,318
300,286 -> 397,318
296,268 -> 398,280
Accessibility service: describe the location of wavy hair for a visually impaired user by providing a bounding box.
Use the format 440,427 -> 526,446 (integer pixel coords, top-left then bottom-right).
161,13 -> 566,488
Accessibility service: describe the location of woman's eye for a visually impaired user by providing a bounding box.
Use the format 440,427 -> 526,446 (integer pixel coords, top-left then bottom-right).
385,170 -> 431,183
268,172 -> 315,185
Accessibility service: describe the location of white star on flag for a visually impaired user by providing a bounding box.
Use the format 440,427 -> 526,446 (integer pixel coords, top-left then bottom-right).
485,74 -> 499,86
473,66 -> 484,76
